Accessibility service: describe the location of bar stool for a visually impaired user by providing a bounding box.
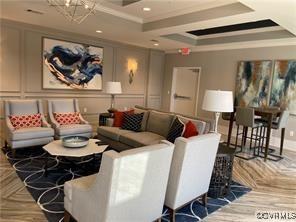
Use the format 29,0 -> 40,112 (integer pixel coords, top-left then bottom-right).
235,107 -> 263,160
256,110 -> 289,161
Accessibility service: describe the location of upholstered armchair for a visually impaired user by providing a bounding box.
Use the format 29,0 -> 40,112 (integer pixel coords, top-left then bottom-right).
64,140 -> 174,222
4,100 -> 54,157
48,99 -> 92,139
165,133 -> 221,221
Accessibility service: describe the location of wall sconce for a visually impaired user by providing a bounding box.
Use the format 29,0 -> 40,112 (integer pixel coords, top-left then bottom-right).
127,59 -> 138,84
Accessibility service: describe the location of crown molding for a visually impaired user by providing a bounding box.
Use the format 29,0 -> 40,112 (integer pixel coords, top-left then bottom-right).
165,37 -> 296,53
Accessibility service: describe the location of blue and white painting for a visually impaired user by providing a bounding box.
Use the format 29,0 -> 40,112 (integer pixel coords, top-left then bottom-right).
43,38 -> 103,90
235,60 -> 272,107
270,60 -> 296,115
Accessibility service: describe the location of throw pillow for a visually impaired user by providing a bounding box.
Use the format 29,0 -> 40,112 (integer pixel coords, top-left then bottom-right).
113,110 -> 134,127
167,117 -> 185,143
10,113 -> 42,130
54,112 -> 81,125
121,113 -> 144,132
183,121 -> 199,138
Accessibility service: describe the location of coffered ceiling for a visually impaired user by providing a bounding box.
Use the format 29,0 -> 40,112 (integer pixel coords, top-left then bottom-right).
1,0 -> 296,52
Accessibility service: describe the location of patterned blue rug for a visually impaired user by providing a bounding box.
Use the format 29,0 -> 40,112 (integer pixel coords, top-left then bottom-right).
3,147 -> 251,222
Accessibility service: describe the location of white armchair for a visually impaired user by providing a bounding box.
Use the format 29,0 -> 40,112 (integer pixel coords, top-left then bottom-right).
64,140 -> 174,222
4,100 -> 54,157
48,99 -> 92,139
165,133 -> 221,221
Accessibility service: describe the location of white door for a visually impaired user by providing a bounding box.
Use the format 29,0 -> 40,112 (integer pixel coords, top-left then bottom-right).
170,67 -> 201,116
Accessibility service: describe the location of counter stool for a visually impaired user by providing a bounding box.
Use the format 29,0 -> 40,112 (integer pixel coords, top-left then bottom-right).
235,107 -> 263,160
256,110 -> 289,161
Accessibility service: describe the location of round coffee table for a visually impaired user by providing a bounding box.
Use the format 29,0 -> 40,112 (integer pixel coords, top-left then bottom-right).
43,139 -> 108,175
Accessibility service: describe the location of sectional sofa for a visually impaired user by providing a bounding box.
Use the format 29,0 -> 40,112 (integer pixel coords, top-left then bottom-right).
97,106 -> 215,151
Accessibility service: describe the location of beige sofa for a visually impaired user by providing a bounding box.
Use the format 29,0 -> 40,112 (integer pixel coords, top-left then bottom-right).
97,106 -> 214,151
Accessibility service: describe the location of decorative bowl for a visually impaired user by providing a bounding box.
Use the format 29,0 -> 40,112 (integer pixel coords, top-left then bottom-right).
62,136 -> 89,148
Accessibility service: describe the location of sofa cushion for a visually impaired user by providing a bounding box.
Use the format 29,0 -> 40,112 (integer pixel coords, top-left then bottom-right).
167,117 -> 185,143
97,126 -> 132,141
10,127 -> 54,141
134,108 -> 149,131
177,115 -> 206,134
121,113 -> 144,132
57,124 -> 92,136
146,111 -> 174,137
119,131 -> 165,147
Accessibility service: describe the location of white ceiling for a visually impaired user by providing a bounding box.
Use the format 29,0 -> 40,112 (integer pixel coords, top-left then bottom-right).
1,0 -> 296,52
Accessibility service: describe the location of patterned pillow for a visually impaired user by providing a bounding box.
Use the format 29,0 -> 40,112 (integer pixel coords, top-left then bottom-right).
167,117 -> 185,143
54,112 -> 81,125
121,113 -> 144,132
10,113 -> 42,130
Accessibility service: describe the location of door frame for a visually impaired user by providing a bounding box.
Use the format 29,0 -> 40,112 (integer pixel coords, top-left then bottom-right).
169,66 -> 201,116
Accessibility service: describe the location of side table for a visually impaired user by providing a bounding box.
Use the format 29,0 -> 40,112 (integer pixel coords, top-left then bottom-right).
208,142 -> 236,198
99,112 -> 114,126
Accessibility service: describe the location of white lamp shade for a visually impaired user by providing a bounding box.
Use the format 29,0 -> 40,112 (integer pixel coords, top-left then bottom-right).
202,90 -> 233,112
105,82 -> 122,94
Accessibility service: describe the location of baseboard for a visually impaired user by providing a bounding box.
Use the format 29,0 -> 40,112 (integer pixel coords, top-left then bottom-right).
218,125 -> 296,152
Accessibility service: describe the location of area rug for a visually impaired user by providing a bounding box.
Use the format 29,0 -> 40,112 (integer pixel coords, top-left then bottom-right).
3,147 -> 251,222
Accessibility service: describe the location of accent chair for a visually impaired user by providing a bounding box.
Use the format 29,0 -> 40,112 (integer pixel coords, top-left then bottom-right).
47,99 -> 92,139
164,133 -> 221,222
64,140 -> 174,222
4,99 -> 54,157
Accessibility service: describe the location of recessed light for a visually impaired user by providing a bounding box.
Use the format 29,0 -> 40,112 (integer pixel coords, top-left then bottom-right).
143,7 -> 151,11
96,30 -> 102,33
154,43 -> 159,46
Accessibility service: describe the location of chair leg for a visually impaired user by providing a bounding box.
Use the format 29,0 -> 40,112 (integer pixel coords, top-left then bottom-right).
169,208 -> 176,222
202,193 -> 207,207
64,210 -> 71,222
280,128 -> 285,156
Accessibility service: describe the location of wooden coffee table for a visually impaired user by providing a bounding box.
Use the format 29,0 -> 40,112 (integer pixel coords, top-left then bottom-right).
43,139 -> 108,175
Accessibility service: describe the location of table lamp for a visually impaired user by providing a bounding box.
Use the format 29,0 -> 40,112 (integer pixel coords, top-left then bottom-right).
202,90 -> 233,133
105,81 -> 122,113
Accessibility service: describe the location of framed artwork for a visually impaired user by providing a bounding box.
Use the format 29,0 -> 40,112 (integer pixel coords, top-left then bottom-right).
42,37 -> 103,90
270,60 -> 296,115
235,60 -> 272,107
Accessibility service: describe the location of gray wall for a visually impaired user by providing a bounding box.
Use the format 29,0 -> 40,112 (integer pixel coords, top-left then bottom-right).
163,46 -> 296,144
0,19 -> 165,134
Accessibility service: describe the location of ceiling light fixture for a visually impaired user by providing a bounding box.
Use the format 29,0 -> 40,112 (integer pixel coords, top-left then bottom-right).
143,7 -> 151,11
96,30 -> 102,33
151,39 -> 159,46
47,0 -> 97,24
154,43 -> 159,46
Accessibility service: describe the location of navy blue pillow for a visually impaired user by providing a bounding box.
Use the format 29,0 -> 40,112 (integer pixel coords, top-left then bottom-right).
167,117 -> 185,143
121,113 -> 144,132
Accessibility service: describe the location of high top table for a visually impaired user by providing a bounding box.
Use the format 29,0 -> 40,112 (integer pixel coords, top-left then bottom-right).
227,107 -> 283,162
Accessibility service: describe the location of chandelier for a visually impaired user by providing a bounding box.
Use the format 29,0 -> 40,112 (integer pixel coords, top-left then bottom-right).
47,0 -> 97,24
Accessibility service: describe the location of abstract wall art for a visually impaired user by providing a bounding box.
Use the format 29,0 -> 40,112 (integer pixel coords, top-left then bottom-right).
235,60 -> 272,107
270,60 -> 296,115
43,38 -> 103,90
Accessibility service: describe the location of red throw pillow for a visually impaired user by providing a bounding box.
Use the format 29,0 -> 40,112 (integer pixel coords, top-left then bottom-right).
10,113 -> 42,130
113,110 -> 134,127
183,121 -> 199,138
54,112 -> 81,125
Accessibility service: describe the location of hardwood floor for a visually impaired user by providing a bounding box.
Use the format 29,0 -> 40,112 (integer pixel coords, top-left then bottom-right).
0,141 -> 295,222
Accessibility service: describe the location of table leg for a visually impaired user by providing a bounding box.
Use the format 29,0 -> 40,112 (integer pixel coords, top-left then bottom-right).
227,112 -> 235,146
264,114 -> 273,162
280,128 -> 285,156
